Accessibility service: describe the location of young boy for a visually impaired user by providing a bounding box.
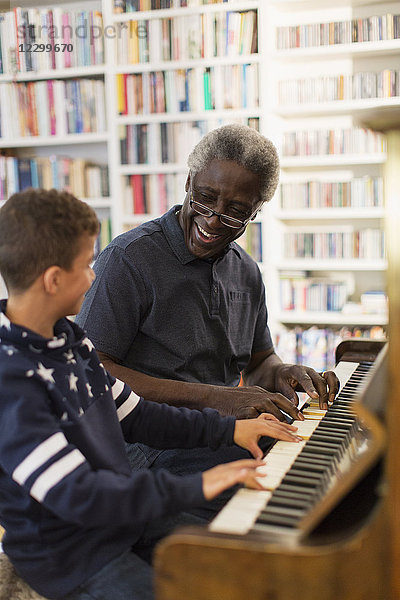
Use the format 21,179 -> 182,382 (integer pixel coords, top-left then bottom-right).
0,189 -> 300,600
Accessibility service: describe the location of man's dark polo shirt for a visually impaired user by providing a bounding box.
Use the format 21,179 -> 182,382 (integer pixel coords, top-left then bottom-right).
76,205 -> 273,387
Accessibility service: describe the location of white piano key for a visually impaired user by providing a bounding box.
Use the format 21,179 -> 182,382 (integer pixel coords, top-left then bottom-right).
333,361 -> 360,388
256,473 -> 286,490
302,408 -> 327,419
209,488 -> 272,534
291,420 -> 319,439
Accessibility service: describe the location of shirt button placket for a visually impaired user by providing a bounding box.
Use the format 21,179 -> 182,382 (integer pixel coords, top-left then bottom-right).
210,267 -> 220,316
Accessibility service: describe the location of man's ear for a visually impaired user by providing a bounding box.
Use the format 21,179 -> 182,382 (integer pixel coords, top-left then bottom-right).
42,265 -> 62,295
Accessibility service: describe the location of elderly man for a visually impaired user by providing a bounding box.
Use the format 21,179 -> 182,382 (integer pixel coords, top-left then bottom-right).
76,124 -> 338,516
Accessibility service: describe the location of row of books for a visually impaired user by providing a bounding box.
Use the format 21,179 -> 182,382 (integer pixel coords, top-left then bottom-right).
121,121 -> 203,164
94,213 -> 112,260
279,177 -> 383,210
276,13 -> 400,50
236,222 -> 262,262
119,118 -> 257,164
282,128 -> 386,157
124,172 -> 187,215
0,9 -> 104,75
114,1 -> 233,12
280,276 -> 348,312
283,229 -> 386,260
116,64 -> 258,115
278,70 -> 400,104
275,325 -> 386,371
0,79 -> 106,139
116,10 -> 257,64
0,155 -> 109,202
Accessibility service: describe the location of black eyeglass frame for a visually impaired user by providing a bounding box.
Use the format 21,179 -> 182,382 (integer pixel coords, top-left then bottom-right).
189,184 -> 260,229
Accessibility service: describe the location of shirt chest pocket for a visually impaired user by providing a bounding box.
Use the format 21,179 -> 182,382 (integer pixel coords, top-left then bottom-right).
227,290 -> 254,353
229,291 -> 251,303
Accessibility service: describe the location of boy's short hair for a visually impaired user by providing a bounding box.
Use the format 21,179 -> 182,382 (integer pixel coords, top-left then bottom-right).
0,188 -> 99,293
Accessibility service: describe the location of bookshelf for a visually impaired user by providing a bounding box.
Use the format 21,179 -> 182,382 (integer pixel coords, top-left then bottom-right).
261,0 -> 398,368
0,1 -> 113,273
1,0 -> 397,369
108,0 -> 262,235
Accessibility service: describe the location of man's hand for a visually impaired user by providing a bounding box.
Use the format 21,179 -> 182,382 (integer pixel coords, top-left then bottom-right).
233,413 -> 302,459
274,364 -> 340,410
202,459 -> 264,500
218,386 -> 305,421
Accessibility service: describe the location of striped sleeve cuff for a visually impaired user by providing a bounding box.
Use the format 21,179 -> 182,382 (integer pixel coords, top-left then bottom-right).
12,432 -> 86,503
112,378 -> 141,422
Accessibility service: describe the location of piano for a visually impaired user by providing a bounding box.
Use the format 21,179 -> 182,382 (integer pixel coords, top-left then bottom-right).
154,339 -> 391,600
208,340 -> 386,542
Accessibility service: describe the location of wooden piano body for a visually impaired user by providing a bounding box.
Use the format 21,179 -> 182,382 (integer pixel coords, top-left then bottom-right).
154,342 -> 390,600
154,130 -> 400,600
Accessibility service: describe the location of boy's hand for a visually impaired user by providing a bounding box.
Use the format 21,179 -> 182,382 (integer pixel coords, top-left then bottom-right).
202,459 -> 264,500
233,413 -> 302,459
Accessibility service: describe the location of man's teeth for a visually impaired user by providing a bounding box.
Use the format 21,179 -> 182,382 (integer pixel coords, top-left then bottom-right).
197,224 -> 218,239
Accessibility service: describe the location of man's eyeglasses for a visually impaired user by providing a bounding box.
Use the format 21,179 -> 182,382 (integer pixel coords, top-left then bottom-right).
189,189 -> 259,230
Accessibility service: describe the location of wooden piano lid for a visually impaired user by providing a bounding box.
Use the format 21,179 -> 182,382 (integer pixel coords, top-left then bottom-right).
335,339 -> 387,364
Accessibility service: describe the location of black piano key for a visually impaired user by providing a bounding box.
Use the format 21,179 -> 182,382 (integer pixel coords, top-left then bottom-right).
268,495 -> 313,510
292,458 -> 330,470
290,461 -> 332,483
292,458 -> 334,475
271,488 -> 317,502
259,505 -> 306,519
285,470 -> 324,484
280,474 -> 325,490
312,432 -> 351,452
304,440 -> 342,454
277,482 -> 321,499
321,417 -> 355,428
310,434 -> 348,448
316,425 -> 351,436
327,405 -> 355,413
311,429 -> 348,441
255,513 -> 299,528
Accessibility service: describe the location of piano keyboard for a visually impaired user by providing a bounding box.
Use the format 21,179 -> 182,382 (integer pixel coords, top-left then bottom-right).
209,359 -> 375,539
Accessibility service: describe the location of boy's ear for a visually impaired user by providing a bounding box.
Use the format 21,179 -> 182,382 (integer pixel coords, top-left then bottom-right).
42,265 -> 62,295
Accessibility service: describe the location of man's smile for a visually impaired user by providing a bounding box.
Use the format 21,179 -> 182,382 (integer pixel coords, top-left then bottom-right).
195,221 -> 222,243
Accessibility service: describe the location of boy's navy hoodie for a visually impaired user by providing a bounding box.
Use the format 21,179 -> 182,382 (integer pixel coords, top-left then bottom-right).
0,301 -> 236,598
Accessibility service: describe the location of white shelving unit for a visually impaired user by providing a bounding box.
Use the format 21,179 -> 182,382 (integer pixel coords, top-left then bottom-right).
260,0 -> 397,346
0,0 -> 112,216
278,311 -> 388,325
2,0 -> 397,360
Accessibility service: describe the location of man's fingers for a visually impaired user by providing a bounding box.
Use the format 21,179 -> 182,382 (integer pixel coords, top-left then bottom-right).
262,393 -> 304,421
252,401 -> 286,422
275,380 -> 301,405
289,369 -> 319,400
236,406 -> 260,420
323,370 -> 340,403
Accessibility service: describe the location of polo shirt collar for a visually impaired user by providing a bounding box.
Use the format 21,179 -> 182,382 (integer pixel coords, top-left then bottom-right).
160,205 -> 242,264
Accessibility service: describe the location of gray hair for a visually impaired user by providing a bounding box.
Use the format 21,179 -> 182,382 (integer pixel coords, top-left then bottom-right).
187,124 -> 280,202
